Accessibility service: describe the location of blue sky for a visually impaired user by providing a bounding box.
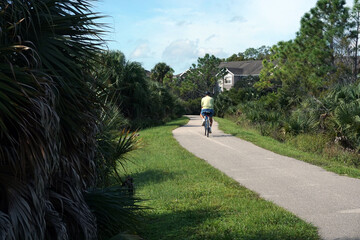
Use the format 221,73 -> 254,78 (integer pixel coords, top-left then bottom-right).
92,0 -> 351,74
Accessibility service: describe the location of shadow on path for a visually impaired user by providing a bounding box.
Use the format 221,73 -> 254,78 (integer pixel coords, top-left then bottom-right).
180,124 -> 199,128
211,134 -> 234,138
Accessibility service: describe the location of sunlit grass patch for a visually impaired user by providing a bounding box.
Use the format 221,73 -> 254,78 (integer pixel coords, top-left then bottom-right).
126,117 -> 319,240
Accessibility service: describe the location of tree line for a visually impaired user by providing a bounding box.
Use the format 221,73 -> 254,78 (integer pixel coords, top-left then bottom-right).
217,0 -> 360,161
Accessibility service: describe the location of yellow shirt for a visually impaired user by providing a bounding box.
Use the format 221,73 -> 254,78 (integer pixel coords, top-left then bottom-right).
201,96 -> 214,109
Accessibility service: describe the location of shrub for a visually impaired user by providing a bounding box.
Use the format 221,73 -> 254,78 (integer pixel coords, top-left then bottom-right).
320,84 -> 360,150
183,97 -> 202,115
284,108 -> 318,135
214,93 -> 234,117
323,144 -> 360,167
288,133 -> 331,154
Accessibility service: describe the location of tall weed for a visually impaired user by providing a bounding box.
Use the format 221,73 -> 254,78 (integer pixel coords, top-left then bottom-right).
288,134 -> 330,154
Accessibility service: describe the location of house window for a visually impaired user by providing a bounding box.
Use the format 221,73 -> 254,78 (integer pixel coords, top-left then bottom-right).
224,76 -> 232,84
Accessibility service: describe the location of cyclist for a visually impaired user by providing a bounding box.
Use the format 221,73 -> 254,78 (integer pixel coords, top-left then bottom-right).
200,91 -> 215,133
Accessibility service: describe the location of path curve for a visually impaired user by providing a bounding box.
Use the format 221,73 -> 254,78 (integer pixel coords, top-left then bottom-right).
173,115 -> 360,240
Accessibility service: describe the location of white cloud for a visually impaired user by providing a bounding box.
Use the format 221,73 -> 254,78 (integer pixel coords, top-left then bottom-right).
130,43 -> 152,58
243,0 -> 318,35
162,39 -> 199,61
205,34 -> 217,42
161,39 -> 201,72
102,0 -> 321,73
198,47 -> 227,58
230,16 -> 247,23
176,20 -> 192,26
161,39 -> 228,72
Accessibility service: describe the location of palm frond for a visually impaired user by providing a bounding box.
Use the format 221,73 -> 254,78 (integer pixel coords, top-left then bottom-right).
44,200 -> 68,240
96,108 -> 141,187
85,185 -> 145,240
1,0 -> 106,239
0,211 -> 14,240
0,173 -> 46,239
49,182 -> 97,240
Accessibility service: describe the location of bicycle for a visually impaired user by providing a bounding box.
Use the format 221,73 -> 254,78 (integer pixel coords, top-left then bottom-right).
203,112 -> 211,137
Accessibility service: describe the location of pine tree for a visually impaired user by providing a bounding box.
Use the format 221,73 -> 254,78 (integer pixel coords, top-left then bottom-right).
349,0 -> 360,81
257,0 -> 350,98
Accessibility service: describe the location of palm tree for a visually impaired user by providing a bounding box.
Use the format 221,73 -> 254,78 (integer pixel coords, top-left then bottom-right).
150,62 -> 174,84
97,51 -> 184,128
0,0 -> 105,239
97,51 -> 150,121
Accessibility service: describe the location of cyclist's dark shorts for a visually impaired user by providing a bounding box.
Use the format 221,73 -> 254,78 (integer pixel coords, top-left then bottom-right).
201,109 -> 214,117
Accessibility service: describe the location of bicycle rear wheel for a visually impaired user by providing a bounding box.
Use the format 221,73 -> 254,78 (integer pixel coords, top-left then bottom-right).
204,116 -> 208,136
205,118 -> 210,137
204,120 -> 208,136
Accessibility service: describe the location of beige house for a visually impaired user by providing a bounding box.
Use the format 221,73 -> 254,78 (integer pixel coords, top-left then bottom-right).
218,60 -> 263,91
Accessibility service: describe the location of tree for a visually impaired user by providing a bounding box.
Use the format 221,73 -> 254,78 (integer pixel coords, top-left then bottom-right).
256,40 -> 314,99
257,45 -> 272,59
257,0 -> 350,98
97,51 -> 183,127
296,0 -> 350,85
0,0 -> 104,238
226,53 -> 245,61
349,0 -> 360,81
214,93 -> 234,118
180,54 -> 223,100
314,0 -> 349,61
98,51 -> 150,120
225,46 -> 271,61
150,62 -> 174,84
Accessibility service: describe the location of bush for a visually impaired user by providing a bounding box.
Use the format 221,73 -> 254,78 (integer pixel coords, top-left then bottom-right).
323,144 -> 360,166
93,104 -> 144,238
147,81 -> 184,121
227,87 -> 258,103
284,108 -> 318,135
214,93 -> 234,117
183,97 -> 202,115
288,133 -> 331,154
320,84 -> 360,150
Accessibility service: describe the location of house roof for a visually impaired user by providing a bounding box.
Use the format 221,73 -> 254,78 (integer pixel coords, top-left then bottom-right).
178,69 -> 190,78
219,60 -> 263,75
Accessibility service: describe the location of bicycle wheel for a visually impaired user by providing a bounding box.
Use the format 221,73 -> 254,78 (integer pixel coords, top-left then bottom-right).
206,119 -> 210,137
204,118 -> 208,136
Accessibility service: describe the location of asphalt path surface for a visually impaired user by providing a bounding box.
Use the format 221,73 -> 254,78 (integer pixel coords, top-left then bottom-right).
173,115 -> 360,240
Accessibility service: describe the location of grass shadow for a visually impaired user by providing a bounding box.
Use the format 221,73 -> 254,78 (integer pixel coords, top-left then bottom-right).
139,207 -> 222,240
131,169 -> 179,186
165,116 -> 190,127
140,207 -> 316,240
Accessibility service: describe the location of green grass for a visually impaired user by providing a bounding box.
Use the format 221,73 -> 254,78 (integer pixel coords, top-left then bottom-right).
126,117 -> 319,240
215,117 -> 360,178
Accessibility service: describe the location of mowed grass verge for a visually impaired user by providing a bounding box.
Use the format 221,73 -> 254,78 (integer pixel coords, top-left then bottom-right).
127,117 -> 319,240
215,117 -> 360,179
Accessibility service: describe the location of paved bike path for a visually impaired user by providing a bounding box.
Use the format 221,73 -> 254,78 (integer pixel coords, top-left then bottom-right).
173,115 -> 360,240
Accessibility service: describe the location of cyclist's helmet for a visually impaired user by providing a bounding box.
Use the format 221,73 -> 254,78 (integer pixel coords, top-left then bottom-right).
205,91 -> 211,95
